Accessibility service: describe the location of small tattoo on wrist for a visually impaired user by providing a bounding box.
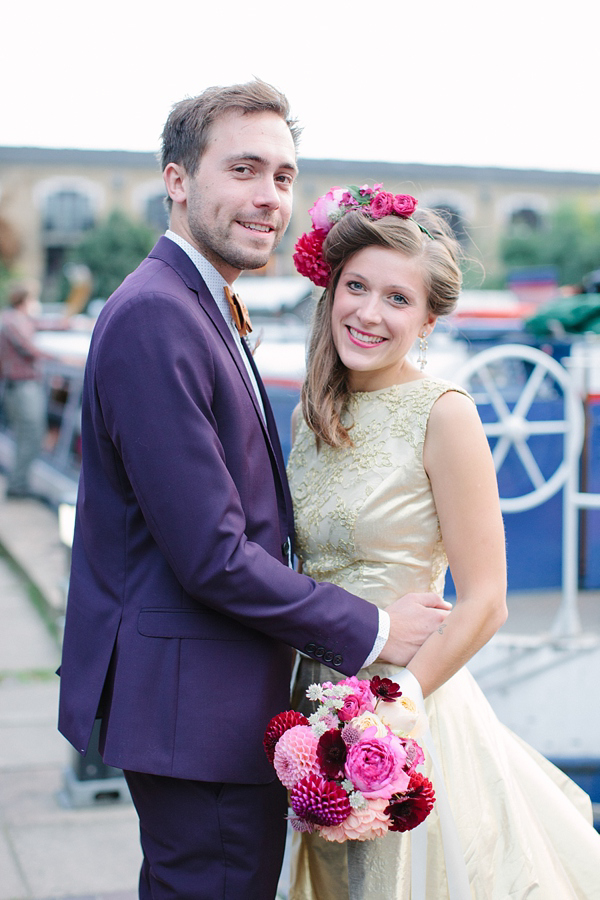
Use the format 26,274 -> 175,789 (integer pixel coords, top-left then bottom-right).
437,624 -> 447,634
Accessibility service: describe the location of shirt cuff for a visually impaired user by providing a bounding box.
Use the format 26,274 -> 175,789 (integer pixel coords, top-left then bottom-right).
361,607 -> 390,668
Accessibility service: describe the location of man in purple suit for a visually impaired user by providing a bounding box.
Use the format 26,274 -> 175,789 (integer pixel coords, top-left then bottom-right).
58,80 -> 449,899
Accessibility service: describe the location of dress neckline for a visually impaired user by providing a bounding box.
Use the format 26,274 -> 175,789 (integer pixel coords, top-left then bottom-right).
350,376 -> 434,400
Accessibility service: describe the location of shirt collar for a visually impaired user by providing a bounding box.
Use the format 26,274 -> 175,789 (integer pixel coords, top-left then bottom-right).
164,230 -> 233,324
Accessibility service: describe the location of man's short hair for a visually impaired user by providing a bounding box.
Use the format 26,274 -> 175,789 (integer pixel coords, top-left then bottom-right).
160,78 -> 300,178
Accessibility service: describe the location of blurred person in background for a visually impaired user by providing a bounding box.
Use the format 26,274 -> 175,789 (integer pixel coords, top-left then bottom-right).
0,281 -> 54,499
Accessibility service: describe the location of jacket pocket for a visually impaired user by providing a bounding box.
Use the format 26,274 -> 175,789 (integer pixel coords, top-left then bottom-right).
138,607 -> 255,641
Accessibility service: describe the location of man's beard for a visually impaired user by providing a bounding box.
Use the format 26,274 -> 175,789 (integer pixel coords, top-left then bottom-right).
188,207 -> 282,273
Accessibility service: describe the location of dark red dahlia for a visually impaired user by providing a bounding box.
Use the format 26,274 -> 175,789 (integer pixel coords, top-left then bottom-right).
317,728 -> 347,779
370,675 -> 403,702
385,772 -> 435,832
292,229 -> 330,287
290,773 -> 352,826
263,710 -> 309,764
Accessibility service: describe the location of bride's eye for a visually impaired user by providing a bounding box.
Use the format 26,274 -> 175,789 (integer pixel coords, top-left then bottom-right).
391,293 -> 409,305
347,280 -> 365,292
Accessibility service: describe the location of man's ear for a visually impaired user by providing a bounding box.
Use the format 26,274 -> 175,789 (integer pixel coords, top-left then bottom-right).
163,163 -> 187,205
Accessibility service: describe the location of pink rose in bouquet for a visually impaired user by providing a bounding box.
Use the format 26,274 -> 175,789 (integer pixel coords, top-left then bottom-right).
345,732 -> 410,799
337,675 -> 376,722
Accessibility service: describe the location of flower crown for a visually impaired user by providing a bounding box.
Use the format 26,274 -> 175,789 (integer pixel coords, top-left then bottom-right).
293,184 -> 431,288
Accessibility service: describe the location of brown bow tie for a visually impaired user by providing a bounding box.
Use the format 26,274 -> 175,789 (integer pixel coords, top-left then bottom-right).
224,286 -> 253,337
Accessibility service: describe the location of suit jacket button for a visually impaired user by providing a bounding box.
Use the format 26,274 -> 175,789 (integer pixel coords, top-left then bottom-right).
314,646 -> 325,658
333,654 -> 343,666
305,642 -> 317,654
282,540 -> 291,558
323,650 -> 334,662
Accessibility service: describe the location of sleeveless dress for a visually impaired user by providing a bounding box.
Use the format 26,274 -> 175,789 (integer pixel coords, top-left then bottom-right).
286,377 -> 600,900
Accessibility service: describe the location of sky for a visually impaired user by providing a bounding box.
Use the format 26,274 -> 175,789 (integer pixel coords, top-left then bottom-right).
3,0 -> 599,174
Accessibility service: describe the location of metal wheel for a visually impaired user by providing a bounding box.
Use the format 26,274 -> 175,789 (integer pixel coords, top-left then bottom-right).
455,344 -> 584,512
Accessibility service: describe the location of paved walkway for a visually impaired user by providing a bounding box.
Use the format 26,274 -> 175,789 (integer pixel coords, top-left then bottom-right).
0,484 -> 142,900
0,479 -> 292,900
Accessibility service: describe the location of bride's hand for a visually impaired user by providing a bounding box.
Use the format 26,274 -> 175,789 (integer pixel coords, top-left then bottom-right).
378,592 -> 451,667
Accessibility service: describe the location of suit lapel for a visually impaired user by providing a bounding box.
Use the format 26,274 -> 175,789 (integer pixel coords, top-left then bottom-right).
149,238 -> 293,526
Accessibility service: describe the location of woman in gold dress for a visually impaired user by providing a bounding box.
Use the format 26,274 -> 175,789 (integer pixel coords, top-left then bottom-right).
286,186 -> 600,899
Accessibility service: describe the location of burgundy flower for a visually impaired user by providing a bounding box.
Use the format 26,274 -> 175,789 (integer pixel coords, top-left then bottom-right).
393,194 -> 418,217
317,728 -> 348,778
263,710 -> 309,764
292,229 -> 330,287
368,191 -> 395,219
290,773 -> 352,826
370,675 -> 403,703
385,772 -> 436,832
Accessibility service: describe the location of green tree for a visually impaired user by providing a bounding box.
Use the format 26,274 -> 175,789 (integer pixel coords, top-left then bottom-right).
500,203 -> 600,288
72,210 -> 156,300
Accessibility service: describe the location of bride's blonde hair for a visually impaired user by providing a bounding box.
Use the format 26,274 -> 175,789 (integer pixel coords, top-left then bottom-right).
302,209 -> 462,448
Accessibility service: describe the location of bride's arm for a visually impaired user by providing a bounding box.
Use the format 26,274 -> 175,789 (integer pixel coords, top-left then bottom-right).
406,389 -> 507,697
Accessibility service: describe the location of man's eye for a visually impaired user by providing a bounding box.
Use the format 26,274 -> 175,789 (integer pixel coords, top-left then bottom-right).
276,174 -> 294,186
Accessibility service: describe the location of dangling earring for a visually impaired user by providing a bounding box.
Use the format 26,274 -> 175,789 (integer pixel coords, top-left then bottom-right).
417,332 -> 428,370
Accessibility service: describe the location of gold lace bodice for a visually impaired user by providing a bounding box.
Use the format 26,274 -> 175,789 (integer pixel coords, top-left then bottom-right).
287,377 -> 469,607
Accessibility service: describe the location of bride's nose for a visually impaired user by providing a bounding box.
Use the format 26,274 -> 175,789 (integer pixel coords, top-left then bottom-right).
357,294 -> 382,325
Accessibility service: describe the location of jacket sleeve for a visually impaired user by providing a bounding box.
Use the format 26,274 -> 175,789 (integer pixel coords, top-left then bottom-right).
92,288 -> 379,675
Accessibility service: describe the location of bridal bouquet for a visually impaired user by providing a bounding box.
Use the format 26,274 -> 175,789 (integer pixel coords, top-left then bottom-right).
264,676 -> 435,842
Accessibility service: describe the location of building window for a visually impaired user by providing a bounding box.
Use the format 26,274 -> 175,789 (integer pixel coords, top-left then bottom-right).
431,205 -> 468,243
145,194 -> 169,232
510,207 -> 542,230
43,190 -> 94,234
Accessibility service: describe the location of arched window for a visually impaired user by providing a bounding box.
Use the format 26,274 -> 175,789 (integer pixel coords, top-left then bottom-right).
43,190 -> 94,234
431,204 -> 468,243
510,207 -> 543,230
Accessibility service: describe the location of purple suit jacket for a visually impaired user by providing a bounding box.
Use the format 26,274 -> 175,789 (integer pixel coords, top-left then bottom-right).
58,237 -> 379,783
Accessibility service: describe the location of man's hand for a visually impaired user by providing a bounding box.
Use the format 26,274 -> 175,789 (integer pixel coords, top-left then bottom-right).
378,593 -> 451,667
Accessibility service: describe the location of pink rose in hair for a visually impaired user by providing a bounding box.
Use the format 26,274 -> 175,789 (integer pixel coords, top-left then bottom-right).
393,194 -> 418,217
309,187 -> 347,233
345,733 -> 409,799
368,191 -> 396,219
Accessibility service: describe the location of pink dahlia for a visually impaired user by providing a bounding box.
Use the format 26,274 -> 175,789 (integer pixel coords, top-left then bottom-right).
264,710 -> 309,764
337,676 -> 375,720
293,229 -> 330,287
290,773 -> 352,826
319,797 -> 390,842
385,772 -> 436,832
273,725 -> 319,789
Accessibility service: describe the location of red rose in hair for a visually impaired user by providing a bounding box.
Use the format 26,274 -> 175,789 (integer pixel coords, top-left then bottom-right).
385,772 -> 436,832
264,710 -> 309,764
368,191 -> 395,219
293,229 -> 330,287
393,194 -> 418,217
